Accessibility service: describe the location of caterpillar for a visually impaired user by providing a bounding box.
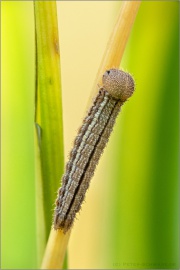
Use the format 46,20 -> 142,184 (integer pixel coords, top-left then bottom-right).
54,68 -> 134,232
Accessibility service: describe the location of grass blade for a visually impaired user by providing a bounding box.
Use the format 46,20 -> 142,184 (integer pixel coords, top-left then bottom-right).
34,0 -> 64,265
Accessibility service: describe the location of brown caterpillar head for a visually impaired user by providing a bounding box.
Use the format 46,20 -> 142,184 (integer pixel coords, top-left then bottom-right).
102,69 -> 134,101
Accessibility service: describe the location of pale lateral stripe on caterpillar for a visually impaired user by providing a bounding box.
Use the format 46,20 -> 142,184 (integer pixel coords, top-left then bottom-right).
54,68 -> 134,232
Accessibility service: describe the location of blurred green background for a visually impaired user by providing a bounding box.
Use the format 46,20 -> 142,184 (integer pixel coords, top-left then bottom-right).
1,1 -> 179,269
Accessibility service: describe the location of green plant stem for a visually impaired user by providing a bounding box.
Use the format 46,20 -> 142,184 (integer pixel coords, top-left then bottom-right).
34,0 -> 64,265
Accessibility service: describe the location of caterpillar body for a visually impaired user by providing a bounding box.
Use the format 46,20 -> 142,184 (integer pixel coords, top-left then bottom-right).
54,68 -> 134,232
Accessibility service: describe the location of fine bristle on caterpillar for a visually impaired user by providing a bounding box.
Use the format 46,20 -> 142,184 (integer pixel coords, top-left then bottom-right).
54,68 -> 135,232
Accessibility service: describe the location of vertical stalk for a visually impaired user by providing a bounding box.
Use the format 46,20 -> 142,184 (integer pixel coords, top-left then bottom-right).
88,1 -> 141,107
34,1 -> 64,265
